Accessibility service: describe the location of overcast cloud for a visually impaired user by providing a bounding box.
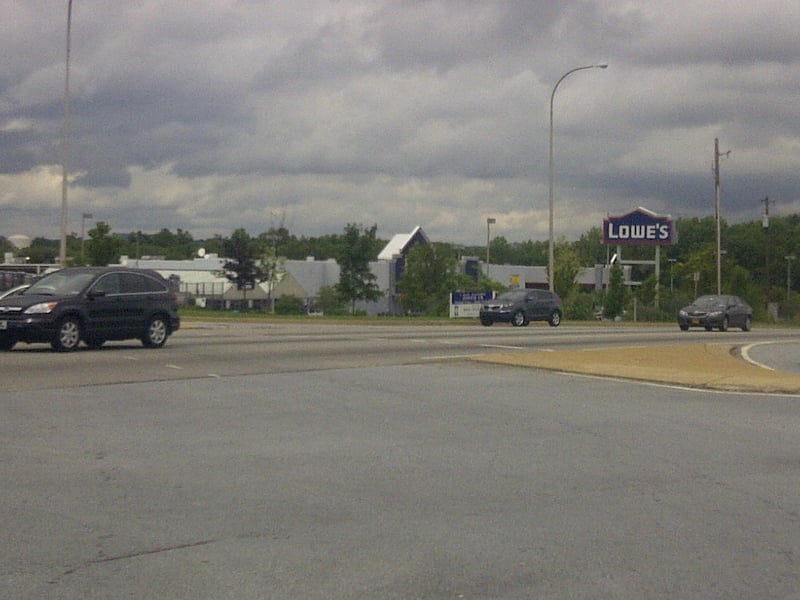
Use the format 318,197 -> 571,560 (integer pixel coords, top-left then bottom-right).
1,0 -> 799,246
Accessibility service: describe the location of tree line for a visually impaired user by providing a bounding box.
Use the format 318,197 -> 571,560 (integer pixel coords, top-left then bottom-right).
3,213 -> 799,320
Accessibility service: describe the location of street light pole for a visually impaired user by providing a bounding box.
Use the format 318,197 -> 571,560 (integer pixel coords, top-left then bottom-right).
548,63 -> 607,291
762,196 -> 769,308
486,217 -> 496,280
668,258 -> 676,291
60,0 -> 73,266
713,138 -> 730,295
80,212 -> 92,265
785,255 -> 795,302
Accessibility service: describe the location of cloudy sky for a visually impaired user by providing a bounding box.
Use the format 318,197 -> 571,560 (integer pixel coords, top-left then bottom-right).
1,1 -> 799,247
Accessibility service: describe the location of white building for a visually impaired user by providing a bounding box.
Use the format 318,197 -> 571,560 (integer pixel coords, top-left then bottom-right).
112,225 -> 626,315
117,227 -> 433,315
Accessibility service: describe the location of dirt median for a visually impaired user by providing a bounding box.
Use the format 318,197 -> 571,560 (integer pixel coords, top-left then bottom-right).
472,343 -> 800,394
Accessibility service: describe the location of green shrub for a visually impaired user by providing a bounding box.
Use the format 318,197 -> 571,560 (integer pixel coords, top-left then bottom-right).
563,291 -> 595,320
274,295 -> 306,315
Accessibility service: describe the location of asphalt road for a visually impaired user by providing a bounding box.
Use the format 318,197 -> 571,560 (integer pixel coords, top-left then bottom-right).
744,339 -> 800,375
0,320 -> 794,392
1,322 -> 799,599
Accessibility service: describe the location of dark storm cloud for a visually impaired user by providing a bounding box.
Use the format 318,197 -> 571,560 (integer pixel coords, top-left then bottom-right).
0,1 -> 799,244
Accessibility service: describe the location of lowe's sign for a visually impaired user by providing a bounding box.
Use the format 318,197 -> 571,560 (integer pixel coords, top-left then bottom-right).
603,207 -> 675,246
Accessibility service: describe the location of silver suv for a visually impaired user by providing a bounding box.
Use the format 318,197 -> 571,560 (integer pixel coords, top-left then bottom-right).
479,289 -> 563,327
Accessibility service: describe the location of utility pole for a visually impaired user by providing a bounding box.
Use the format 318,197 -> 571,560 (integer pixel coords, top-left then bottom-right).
713,138 -> 730,295
762,196 -> 769,308
60,0 -> 73,266
486,217 -> 495,280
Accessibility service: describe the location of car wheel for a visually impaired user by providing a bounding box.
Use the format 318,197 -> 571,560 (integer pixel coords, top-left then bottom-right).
480,317 -> 493,326
52,317 -> 81,352
548,310 -> 561,327
511,310 -> 527,327
142,315 -> 168,348
0,336 -> 16,351
704,325 -> 713,331
719,316 -> 729,332
679,324 -> 689,331
742,316 -> 752,332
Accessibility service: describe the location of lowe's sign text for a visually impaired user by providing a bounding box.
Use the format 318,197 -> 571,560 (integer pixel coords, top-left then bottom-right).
603,208 -> 675,246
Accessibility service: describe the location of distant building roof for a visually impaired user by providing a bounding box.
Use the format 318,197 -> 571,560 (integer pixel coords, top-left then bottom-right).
377,226 -> 430,261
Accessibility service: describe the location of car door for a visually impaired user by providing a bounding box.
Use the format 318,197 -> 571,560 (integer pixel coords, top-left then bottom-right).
118,272 -> 154,334
727,296 -> 745,328
525,291 -> 545,321
85,273 -> 123,338
519,291 -> 534,320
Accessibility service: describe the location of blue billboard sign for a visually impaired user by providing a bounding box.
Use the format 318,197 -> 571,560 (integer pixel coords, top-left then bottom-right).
449,291 -> 493,318
603,207 -> 675,246
451,291 -> 493,304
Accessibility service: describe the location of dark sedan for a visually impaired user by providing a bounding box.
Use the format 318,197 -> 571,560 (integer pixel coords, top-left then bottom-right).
678,294 -> 752,332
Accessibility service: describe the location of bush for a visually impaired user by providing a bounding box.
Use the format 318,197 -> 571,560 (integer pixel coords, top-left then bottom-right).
274,295 -> 306,315
314,285 -> 348,315
563,291 -> 595,320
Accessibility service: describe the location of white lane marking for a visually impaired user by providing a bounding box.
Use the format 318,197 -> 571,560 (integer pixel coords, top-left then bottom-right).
740,341 -> 778,371
421,354 -> 487,360
480,344 -> 526,350
165,364 -> 182,370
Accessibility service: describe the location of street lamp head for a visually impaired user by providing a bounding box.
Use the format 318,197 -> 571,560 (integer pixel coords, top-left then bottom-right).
596,64 -> 608,69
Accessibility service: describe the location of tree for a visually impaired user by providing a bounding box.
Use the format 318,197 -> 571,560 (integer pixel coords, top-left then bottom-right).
674,216 -> 718,260
25,237 -> 61,264
575,226 -> 606,266
680,244 -> 717,296
256,232 -> 286,313
553,238 -> 581,301
201,234 -> 227,257
488,236 -> 513,265
85,222 -> 123,266
604,262 -> 626,319
221,228 -> 261,307
336,223 -> 382,313
274,294 -> 305,315
398,243 -> 451,315
314,285 -> 347,315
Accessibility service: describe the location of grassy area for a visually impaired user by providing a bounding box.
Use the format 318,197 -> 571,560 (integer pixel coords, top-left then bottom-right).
179,307 -> 797,329
178,307 -> 676,327
178,306 -> 464,326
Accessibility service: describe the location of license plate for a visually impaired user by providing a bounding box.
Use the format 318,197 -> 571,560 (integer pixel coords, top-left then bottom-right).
0,320 -> 6,330
691,318 -> 699,324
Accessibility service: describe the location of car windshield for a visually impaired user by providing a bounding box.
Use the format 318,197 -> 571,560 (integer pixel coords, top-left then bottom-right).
693,295 -> 726,307
496,290 -> 528,303
26,271 -> 96,296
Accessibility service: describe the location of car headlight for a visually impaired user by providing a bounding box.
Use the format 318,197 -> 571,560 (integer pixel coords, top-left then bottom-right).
24,301 -> 59,315
679,310 -> 687,317
709,310 -> 723,317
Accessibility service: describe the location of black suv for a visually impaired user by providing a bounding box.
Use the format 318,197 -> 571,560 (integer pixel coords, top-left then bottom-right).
0,267 -> 180,351
479,289 -> 563,327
